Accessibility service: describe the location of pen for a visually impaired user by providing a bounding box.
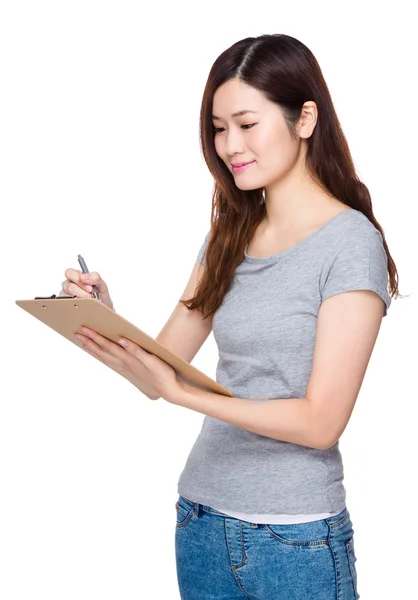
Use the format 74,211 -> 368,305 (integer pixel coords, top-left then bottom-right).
77,255 -> 100,300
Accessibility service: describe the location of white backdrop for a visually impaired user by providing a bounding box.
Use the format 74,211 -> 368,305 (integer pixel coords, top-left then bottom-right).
1,1 -> 416,598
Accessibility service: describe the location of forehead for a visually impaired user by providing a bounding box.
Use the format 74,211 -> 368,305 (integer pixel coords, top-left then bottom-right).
212,78 -> 270,117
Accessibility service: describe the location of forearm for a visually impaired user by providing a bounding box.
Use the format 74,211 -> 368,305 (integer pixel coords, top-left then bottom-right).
126,374 -> 161,400
137,383 -> 161,400
170,383 -> 326,450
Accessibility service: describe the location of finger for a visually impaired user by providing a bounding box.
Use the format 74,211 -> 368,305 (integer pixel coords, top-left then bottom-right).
62,267 -> 91,291
80,327 -> 129,357
64,268 -> 94,293
75,333 -> 115,361
59,283 -> 74,297
75,332 -> 100,348
74,333 -> 136,375
67,283 -> 93,297
79,271 -> 110,297
65,268 -> 84,282
118,338 -> 150,361
78,341 -> 109,367
62,280 -> 93,298
60,279 -> 91,294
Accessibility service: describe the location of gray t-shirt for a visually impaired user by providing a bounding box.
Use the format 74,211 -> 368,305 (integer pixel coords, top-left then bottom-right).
177,209 -> 391,513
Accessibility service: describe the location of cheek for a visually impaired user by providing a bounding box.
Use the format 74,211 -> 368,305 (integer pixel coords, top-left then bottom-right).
255,128 -> 280,153
260,131 -> 298,166
214,136 -> 223,158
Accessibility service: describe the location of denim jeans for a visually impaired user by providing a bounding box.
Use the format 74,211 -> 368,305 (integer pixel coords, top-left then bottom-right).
175,495 -> 359,599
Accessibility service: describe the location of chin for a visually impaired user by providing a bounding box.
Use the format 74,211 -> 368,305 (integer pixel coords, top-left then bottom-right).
233,178 -> 265,191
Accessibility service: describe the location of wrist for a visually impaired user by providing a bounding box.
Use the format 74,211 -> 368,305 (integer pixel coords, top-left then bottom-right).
165,379 -> 193,406
132,378 -> 161,400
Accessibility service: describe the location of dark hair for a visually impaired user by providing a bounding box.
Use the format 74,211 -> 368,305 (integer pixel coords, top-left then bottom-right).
181,34 -> 400,319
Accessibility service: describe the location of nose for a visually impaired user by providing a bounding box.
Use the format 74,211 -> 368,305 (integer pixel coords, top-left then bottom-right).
224,127 -> 245,158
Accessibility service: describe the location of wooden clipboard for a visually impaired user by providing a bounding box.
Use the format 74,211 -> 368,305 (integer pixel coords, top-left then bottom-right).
15,296 -> 232,397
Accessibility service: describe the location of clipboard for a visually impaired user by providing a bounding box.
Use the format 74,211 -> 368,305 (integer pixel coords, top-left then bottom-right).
15,296 -> 232,397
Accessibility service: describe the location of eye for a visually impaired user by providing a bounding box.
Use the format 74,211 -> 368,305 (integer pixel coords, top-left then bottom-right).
213,123 -> 256,134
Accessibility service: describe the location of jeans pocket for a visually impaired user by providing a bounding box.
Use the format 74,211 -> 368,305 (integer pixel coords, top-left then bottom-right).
346,536 -> 359,598
263,518 -> 329,547
176,496 -> 195,528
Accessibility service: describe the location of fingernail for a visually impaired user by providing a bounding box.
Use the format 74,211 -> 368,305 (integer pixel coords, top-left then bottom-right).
119,339 -> 128,347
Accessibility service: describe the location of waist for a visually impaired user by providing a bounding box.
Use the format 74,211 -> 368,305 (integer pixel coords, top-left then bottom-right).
207,503 -> 345,524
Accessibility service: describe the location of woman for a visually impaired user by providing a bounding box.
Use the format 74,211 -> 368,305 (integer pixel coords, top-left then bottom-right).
62,34 -> 399,599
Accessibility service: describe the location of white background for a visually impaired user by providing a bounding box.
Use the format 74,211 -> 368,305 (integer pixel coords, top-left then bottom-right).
1,1 -> 416,598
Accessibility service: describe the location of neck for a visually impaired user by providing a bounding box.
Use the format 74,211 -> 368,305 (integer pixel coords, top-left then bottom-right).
263,146 -> 337,231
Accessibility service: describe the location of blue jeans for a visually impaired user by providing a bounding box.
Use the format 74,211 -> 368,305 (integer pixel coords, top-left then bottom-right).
175,495 -> 359,599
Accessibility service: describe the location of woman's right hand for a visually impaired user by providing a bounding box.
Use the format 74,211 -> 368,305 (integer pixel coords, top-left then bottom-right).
60,269 -> 162,399
59,274 -> 160,398
59,269 -> 115,310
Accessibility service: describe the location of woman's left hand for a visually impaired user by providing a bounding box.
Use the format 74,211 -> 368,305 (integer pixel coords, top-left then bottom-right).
74,326 -> 182,402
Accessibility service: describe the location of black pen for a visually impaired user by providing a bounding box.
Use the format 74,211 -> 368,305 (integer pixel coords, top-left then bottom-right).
77,255 -> 100,300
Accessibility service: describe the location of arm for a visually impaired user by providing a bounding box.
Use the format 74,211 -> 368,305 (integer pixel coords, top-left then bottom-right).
139,259 -> 213,399
167,289 -> 386,450
156,260 -> 213,363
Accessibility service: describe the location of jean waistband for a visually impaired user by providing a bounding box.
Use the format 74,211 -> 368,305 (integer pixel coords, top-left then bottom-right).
178,495 -> 349,527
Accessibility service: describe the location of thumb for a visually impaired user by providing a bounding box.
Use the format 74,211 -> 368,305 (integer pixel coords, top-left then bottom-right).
80,272 -> 113,304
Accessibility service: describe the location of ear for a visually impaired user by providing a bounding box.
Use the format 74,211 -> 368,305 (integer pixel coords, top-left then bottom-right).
297,101 -> 318,139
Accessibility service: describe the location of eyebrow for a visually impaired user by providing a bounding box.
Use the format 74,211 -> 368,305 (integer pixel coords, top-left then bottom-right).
212,109 -> 259,120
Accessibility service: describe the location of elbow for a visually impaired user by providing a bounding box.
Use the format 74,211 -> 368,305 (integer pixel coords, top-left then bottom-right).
315,428 -> 339,450
316,437 -> 337,451
313,422 -> 338,451
311,404 -> 339,451
300,430 -> 334,451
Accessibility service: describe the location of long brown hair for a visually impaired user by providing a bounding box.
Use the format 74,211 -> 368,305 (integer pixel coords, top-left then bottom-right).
181,34 -> 400,319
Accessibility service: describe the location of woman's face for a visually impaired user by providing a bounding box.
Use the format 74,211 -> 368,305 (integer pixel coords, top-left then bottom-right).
212,78 -> 304,191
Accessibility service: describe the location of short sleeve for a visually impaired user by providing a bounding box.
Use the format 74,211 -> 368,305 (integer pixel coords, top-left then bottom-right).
197,230 -> 211,267
320,225 -> 392,317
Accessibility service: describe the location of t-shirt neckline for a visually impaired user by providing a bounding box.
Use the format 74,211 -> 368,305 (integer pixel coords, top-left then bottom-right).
244,208 -> 356,264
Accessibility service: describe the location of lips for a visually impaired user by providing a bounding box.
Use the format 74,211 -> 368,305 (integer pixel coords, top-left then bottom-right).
231,161 -> 254,168
231,160 -> 256,173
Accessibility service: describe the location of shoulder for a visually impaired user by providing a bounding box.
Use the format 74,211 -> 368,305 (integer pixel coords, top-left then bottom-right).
324,209 -> 387,263
320,209 -> 391,315
330,208 -> 383,241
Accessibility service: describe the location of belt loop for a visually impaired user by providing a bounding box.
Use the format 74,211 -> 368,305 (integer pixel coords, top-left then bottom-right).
194,502 -> 201,518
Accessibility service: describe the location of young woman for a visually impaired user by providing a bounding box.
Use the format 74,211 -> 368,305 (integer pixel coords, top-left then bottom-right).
62,34 -> 399,599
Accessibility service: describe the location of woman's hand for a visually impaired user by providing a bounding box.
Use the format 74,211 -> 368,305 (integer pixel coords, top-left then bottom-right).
59,269 -> 114,310
74,326 -> 182,402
